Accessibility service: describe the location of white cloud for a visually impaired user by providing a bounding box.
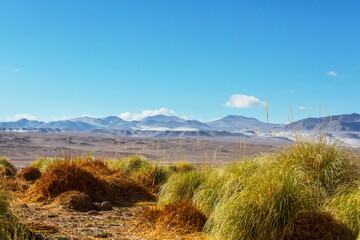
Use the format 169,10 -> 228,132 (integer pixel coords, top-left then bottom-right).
225,94 -> 265,109
119,107 -> 176,121
326,71 -> 337,77
62,116 -> 70,120
5,113 -> 37,121
82,114 -> 92,117
51,116 -> 57,121
298,106 -> 306,110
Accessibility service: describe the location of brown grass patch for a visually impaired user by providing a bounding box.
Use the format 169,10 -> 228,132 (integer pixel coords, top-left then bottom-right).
20,167 -> 41,182
26,161 -> 153,205
28,162 -> 107,202
104,171 -> 155,203
281,212 -> 355,240
53,190 -> 94,211
138,200 -> 207,234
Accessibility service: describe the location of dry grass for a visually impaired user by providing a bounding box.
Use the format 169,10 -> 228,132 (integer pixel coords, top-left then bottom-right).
26,160 -> 154,204
138,200 -> 207,234
19,167 -> 41,182
53,190 -> 94,211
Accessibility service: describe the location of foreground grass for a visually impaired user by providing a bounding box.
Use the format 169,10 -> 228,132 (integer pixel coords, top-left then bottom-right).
157,139 -> 360,239
2,138 -> 360,239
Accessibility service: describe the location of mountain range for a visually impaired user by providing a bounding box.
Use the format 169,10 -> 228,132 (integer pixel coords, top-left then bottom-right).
1,113 -> 360,132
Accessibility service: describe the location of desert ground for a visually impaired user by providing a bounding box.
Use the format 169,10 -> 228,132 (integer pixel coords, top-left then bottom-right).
0,132 -> 277,170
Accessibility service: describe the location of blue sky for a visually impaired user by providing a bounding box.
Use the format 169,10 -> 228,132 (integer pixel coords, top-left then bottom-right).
0,0 -> 359,123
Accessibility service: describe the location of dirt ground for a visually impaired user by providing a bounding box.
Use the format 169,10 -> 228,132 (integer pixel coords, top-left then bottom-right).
0,132 -> 278,169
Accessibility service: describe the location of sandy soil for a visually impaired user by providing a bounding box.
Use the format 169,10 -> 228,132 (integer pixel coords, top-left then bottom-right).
0,132 -> 278,169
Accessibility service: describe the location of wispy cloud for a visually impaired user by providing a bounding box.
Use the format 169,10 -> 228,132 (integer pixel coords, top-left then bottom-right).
326,71 -> 337,77
298,106 -> 306,110
9,67 -> 21,72
5,113 -> 36,121
225,94 -> 265,109
119,107 -> 176,121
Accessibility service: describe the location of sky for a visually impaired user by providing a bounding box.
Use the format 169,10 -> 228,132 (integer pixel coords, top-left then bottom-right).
0,0 -> 359,123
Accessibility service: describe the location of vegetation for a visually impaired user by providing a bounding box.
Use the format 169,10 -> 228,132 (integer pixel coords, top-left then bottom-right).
2,137 -> 360,239
0,181 -> 34,239
0,158 -> 17,176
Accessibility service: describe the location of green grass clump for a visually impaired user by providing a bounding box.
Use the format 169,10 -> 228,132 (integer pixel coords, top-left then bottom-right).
30,157 -> 65,172
282,140 -> 360,196
123,155 -> 152,174
0,158 -> 17,176
193,159 -> 260,216
330,189 -> 360,235
167,161 -> 196,173
158,169 -> 207,205
107,155 -> 152,174
205,159 -> 322,240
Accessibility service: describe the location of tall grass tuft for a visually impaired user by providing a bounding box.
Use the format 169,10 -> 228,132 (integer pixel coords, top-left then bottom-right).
158,170 -> 207,206
193,159 -> 260,216
205,159 -> 323,240
282,139 -> 360,196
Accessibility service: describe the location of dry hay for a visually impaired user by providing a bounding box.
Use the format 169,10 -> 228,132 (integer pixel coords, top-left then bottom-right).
281,212 -> 355,240
138,200 -> 207,234
26,161 -> 153,205
53,190 -> 94,211
19,167 -> 41,182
